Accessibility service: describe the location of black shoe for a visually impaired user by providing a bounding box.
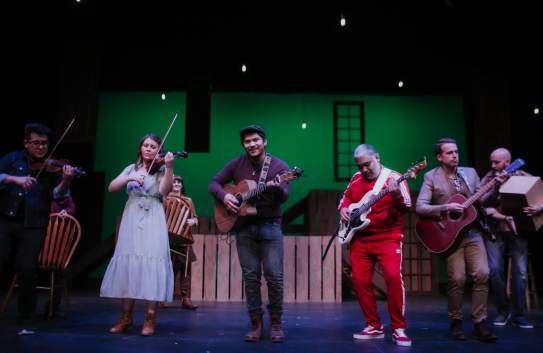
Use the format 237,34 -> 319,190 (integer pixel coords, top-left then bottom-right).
450,320 -> 466,341
472,320 -> 497,343
511,316 -> 534,329
493,313 -> 511,326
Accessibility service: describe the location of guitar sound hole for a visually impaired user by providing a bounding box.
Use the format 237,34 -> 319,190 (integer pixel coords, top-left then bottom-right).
449,212 -> 462,221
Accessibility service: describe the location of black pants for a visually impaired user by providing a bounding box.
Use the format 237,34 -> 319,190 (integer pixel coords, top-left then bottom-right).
170,242 -> 196,298
0,218 -> 45,316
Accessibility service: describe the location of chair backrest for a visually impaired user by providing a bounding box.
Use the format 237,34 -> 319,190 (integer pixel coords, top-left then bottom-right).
164,196 -> 194,243
39,213 -> 82,271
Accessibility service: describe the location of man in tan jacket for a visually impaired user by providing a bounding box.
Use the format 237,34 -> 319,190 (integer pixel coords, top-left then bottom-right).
416,138 -> 496,342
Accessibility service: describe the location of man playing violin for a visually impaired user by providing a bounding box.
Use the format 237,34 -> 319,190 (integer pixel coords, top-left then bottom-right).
209,125 -> 289,343
0,123 -> 75,323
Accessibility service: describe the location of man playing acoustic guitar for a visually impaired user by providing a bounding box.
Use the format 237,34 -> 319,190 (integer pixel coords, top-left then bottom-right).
416,137 -> 496,342
338,144 -> 412,346
209,125 -> 290,343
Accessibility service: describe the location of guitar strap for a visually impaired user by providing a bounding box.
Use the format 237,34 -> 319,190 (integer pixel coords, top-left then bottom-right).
372,167 -> 392,195
456,167 -> 474,194
258,153 -> 272,186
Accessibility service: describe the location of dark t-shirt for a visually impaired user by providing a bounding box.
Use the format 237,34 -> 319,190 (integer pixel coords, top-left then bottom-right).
208,154 -> 289,219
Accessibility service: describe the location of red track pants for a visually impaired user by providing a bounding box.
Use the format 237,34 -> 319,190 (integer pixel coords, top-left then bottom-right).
350,233 -> 407,330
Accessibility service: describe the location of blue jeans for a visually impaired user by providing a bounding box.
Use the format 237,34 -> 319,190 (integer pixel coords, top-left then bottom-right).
485,232 -> 528,318
235,220 -> 283,316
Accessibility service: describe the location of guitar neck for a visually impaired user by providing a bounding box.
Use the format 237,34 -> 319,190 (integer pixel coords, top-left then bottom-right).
243,182 -> 272,201
363,175 -> 407,209
462,177 -> 497,208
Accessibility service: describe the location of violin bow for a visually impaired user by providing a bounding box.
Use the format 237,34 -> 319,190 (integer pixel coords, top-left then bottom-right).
34,117 -> 76,179
144,112 -> 178,178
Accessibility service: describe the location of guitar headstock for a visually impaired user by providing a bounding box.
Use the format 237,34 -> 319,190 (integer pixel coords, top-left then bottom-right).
405,157 -> 428,179
279,167 -> 304,182
505,158 -> 525,174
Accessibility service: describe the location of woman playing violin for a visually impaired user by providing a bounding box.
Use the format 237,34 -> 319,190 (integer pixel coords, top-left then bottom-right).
100,133 -> 175,336
0,123 -> 76,323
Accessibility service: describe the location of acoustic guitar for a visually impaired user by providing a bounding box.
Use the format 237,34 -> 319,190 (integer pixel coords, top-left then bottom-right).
416,158 -> 525,254
214,167 -> 303,233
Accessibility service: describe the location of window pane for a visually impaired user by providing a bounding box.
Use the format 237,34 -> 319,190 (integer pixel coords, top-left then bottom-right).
334,101 -> 364,181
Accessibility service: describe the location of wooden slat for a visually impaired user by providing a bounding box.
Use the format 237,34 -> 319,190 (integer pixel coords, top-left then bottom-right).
335,236 -> 342,302
321,235 -> 335,302
283,236 -> 296,303
229,237 -> 243,301
295,236 -> 309,302
309,236 -> 322,301
216,237 -> 230,301
190,234 -> 204,300
203,235 -> 218,300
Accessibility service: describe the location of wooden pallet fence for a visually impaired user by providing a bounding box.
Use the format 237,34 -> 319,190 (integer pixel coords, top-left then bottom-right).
190,234 -> 342,302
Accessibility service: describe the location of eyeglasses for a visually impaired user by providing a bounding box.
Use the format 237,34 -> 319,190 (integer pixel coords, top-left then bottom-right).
27,140 -> 48,147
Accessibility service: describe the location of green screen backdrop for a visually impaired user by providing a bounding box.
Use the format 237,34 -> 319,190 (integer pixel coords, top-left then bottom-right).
95,92 -> 466,242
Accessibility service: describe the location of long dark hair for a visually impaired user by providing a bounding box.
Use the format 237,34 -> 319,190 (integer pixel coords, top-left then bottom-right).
135,133 -> 164,175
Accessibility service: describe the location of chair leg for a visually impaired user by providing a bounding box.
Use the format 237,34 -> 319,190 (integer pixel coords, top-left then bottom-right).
184,247 -> 190,278
64,277 -> 70,313
1,275 -> 17,313
48,271 -> 55,318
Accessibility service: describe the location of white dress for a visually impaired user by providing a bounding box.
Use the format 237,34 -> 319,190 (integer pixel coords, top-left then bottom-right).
100,164 -> 174,302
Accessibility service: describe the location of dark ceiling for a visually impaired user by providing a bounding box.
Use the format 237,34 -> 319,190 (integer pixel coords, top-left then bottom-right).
6,0 -> 542,95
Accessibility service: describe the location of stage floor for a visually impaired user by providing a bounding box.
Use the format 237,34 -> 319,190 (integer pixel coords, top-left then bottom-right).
1,292 -> 542,353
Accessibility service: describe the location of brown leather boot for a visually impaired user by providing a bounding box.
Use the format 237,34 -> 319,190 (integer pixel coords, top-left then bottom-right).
449,319 -> 466,341
181,297 -> 198,310
140,311 -> 156,336
269,312 -> 285,343
244,313 -> 263,342
109,310 -> 133,334
472,320 -> 497,343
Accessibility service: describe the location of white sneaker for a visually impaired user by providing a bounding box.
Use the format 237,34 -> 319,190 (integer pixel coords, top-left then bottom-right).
353,325 -> 385,340
392,328 -> 412,346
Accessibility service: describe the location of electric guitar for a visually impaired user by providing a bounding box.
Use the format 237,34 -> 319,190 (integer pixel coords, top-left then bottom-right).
415,158 -> 525,254
214,167 -> 303,233
337,158 -> 427,245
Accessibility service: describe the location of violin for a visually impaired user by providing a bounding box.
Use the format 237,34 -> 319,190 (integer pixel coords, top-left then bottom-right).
29,158 -> 86,177
147,150 -> 188,175
157,150 -> 188,159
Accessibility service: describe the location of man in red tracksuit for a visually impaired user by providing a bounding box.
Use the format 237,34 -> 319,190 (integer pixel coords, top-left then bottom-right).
338,144 -> 412,346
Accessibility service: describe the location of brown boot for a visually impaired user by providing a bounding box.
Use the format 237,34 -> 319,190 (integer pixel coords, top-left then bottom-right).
244,313 -> 263,342
449,319 -> 466,341
472,320 -> 497,343
109,310 -> 133,334
181,297 -> 198,310
140,311 -> 156,336
269,312 -> 285,343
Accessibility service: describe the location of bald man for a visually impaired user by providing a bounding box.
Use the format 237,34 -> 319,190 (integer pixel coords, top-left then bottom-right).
480,148 -> 533,329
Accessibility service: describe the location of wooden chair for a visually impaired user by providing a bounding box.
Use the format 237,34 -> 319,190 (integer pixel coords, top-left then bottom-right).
1,212 -> 82,317
164,196 -> 194,243
164,196 -> 195,277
